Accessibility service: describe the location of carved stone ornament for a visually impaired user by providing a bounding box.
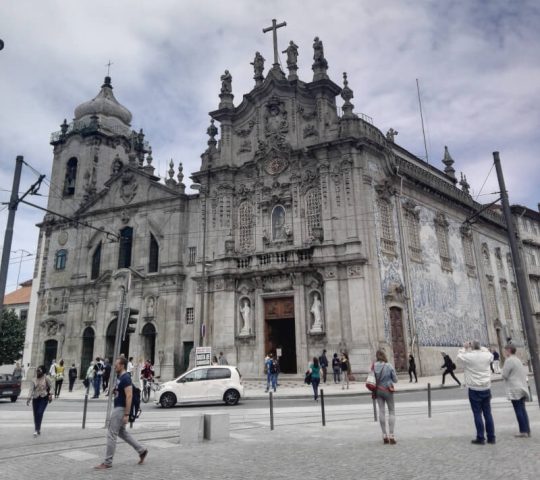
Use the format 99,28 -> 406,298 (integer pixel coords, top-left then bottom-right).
384,282 -> 406,303
119,171 -> 138,204
265,155 -> 289,175
375,180 -> 396,200
58,230 -> 68,246
262,274 -> 293,292
41,318 -> 64,337
434,212 -> 449,228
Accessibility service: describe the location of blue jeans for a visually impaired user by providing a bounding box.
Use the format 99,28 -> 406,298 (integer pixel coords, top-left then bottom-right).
266,373 -> 277,392
311,377 -> 320,400
32,396 -> 48,433
511,398 -> 530,434
93,375 -> 101,398
468,389 -> 495,441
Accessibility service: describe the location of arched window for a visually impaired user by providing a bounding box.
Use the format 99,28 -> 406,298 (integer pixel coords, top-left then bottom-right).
238,202 -> 254,251
81,327 -> 95,377
118,227 -> 133,269
434,213 -> 452,271
91,242 -> 101,280
305,188 -> 322,238
272,205 -> 286,240
378,199 -> 395,254
54,249 -> 67,270
141,323 -> 157,365
63,157 -> 78,196
149,234 -> 159,273
106,318 -> 130,360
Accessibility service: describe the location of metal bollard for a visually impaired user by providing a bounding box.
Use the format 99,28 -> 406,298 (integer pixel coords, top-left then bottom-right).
82,383 -> 89,429
528,383 -> 533,403
372,396 -> 377,422
320,389 -> 326,426
269,391 -> 274,431
427,382 -> 432,418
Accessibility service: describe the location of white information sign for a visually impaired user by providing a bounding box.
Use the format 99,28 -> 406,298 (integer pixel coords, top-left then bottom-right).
195,347 -> 212,367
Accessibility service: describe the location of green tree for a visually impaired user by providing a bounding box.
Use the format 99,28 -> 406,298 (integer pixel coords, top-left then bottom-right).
0,309 -> 25,365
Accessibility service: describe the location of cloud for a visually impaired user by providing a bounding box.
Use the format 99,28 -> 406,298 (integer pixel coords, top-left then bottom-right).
1,0 -> 539,290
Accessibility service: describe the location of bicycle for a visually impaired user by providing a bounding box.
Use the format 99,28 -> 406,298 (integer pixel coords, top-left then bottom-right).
141,378 -> 160,403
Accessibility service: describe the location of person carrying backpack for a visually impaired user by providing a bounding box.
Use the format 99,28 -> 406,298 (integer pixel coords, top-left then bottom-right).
94,357 -> 147,470
441,352 -> 461,386
92,357 -> 104,398
264,353 -> 278,393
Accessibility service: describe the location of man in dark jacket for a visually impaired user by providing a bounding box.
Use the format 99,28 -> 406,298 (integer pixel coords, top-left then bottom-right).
441,352 -> 461,386
68,364 -> 77,392
319,350 -> 329,383
102,358 -> 111,393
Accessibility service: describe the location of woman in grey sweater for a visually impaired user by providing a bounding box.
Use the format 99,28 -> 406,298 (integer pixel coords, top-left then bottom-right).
501,344 -> 530,437
373,350 -> 398,444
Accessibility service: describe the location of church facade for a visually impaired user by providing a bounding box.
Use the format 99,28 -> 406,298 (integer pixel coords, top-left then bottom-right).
25,32 -> 526,379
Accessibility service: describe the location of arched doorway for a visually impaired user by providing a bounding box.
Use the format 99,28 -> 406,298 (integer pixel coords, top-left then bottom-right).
105,319 -> 130,361
81,327 -> 95,378
141,323 -> 156,365
389,307 -> 407,371
43,339 -> 58,372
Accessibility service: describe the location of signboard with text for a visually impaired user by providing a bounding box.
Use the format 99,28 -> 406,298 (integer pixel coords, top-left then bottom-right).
195,347 -> 212,367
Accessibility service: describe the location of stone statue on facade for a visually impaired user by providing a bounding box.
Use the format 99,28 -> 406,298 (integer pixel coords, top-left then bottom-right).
239,298 -> 251,336
220,70 -> 232,94
386,128 -> 398,142
283,40 -> 299,81
312,37 -> 328,81
251,52 -> 265,86
310,293 -> 323,333
146,296 -> 155,318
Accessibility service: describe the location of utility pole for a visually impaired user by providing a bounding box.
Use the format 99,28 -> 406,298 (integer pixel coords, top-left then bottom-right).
494,151 -> 540,406
0,156 -> 24,311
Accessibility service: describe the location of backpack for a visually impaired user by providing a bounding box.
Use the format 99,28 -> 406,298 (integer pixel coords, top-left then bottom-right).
129,385 -> 142,423
270,360 -> 278,374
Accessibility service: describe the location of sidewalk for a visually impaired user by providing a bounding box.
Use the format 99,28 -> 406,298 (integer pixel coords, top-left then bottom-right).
19,372 -> 504,401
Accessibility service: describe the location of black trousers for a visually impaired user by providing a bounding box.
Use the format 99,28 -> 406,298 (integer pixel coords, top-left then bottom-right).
442,369 -> 461,385
54,379 -> 63,397
408,367 -> 418,382
102,376 -> 109,391
68,377 -> 76,391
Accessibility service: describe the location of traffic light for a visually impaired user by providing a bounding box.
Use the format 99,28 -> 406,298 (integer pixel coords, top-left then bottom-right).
123,308 -> 139,340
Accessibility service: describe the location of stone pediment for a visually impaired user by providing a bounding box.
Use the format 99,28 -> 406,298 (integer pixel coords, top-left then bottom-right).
75,166 -> 182,216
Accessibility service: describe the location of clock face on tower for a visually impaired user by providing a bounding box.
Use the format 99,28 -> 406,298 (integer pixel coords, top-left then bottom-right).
265,156 -> 288,175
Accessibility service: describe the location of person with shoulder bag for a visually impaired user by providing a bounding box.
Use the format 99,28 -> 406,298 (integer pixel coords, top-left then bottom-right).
340,353 -> 350,390
54,359 -> 65,398
27,365 -> 53,437
308,357 -> 321,401
373,350 -> 398,445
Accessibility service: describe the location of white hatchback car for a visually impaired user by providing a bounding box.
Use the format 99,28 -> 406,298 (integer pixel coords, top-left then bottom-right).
156,365 -> 244,408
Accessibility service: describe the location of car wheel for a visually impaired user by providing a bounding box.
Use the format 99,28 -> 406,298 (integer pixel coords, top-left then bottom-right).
223,389 -> 240,406
160,392 -> 176,408
10,396 -> 18,403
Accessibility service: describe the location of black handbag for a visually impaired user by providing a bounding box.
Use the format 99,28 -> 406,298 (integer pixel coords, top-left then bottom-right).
304,370 -> 312,385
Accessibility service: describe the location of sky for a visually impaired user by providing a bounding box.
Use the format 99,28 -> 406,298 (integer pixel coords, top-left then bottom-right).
1,0 -> 539,293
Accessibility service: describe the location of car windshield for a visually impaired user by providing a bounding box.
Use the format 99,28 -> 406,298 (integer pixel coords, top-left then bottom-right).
178,368 -> 208,382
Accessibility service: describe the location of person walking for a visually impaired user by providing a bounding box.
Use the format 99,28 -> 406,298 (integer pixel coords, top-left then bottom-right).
127,357 -> 134,376
264,354 -> 277,393
92,357 -> 103,398
308,357 -> 321,401
54,359 -> 65,398
458,341 -> 495,445
12,362 -> 23,380
408,354 -> 418,383
340,352 -> 350,390
94,357 -> 148,470
319,349 -> 328,384
491,349 -> 501,374
373,350 -> 398,444
48,359 -> 56,379
68,363 -> 77,392
332,353 -> 341,384
26,365 -> 52,437
441,352 -> 461,386
218,352 -> 228,365
501,344 -> 531,437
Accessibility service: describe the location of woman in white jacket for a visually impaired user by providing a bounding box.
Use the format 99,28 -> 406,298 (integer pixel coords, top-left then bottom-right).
501,344 -> 531,437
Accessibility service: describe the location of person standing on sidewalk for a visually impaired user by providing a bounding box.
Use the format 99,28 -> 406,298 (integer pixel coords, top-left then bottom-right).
441,352 -> 461,386
54,359 -> 65,398
340,352 -> 350,390
218,352 -> 228,365
26,365 -> 52,437
458,341 -> 495,445
501,344 -> 531,437
332,353 -> 341,384
92,357 -> 104,398
68,363 -> 77,392
309,357 -> 321,401
373,350 -> 398,445
102,358 -> 111,394
408,354 -> 418,383
491,349 -> 501,374
94,357 -> 148,470
264,353 -> 277,393
319,350 -> 329,384
127,357 -> 134,376
12,362 -> 23,380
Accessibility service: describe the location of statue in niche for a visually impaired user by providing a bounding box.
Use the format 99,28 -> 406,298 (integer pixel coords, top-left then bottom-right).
87,302 -> 95,323
220,70 -> 232,94
251,52 -> 265,78
282,41 -> 299,68
310,292 -> 323,333
272,206 -> 286,240
239,298 -> 251,336
146,296 -> 155,318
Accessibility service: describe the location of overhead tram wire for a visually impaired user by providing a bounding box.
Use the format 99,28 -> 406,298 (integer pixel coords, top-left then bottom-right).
475,162 -> 496,201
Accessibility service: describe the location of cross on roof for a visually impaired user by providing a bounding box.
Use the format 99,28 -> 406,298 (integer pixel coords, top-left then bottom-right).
263,19 -> 287,67
105,60 -> 114,76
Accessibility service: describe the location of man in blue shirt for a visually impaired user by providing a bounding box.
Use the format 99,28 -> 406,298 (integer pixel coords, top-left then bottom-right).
95,357 -> 148,469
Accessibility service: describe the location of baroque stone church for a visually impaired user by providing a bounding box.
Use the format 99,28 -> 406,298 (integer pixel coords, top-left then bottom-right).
25,27 -> 525,379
